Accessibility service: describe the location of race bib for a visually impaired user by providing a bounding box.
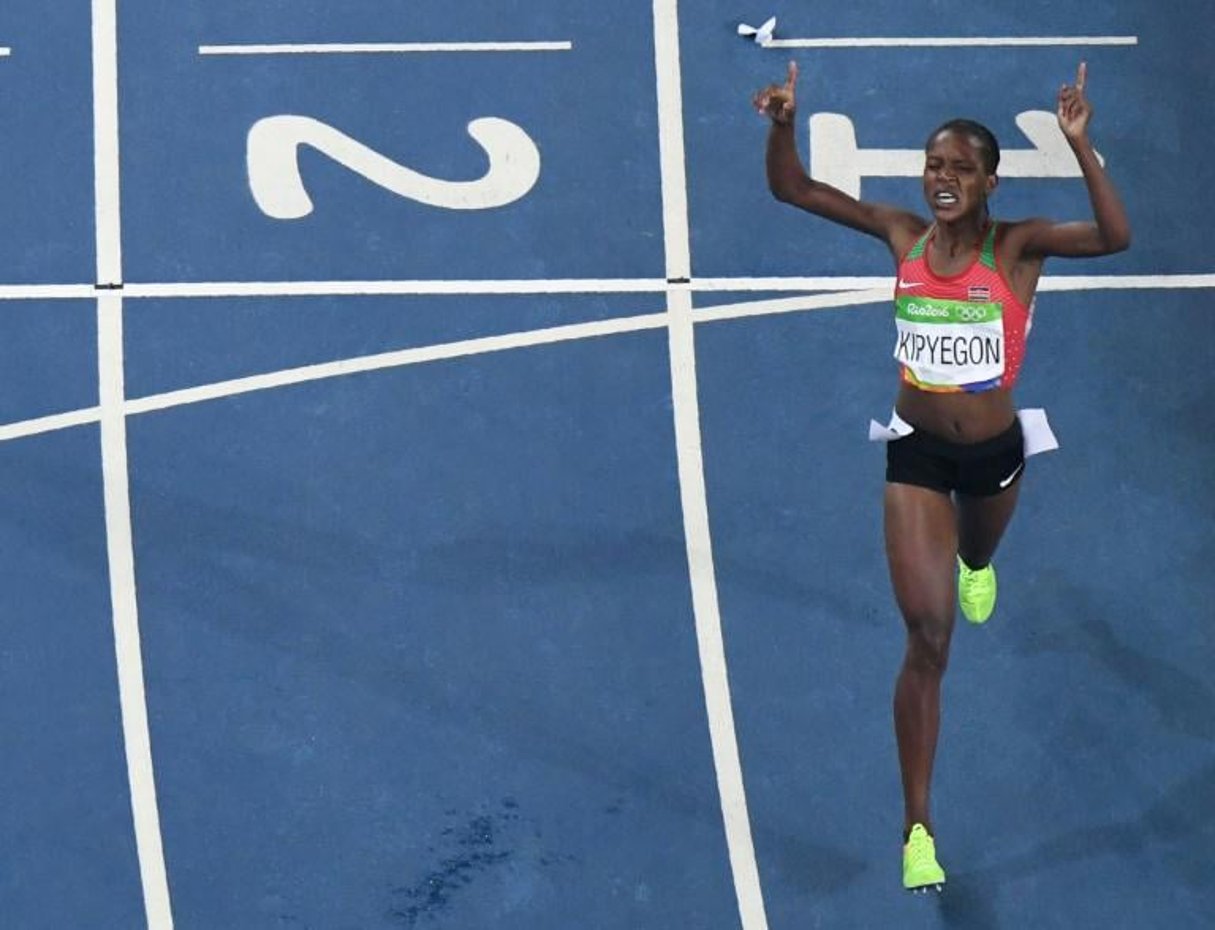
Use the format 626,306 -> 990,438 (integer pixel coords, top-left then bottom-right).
894,296 -> 1005,388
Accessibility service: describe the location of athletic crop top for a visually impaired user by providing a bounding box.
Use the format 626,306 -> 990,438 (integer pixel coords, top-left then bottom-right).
893,222 -> 1032,393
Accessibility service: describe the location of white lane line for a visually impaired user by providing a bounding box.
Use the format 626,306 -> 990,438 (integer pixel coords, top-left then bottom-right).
92,2 -> 122,287
123,312 -> 668,416
694,287 -> 889,322
98,298 -> 174,930
0,48 -> 11,57
655,3 -> 769,929
93,0 -> 174,926
0,290 -> 884,441
0,274 -> 1210,301
767,35 -> 1138,49
652,7 -> 690,281
0,406 -> 102,442
0,290 -> 881,444
98,293 -> 174,930
199,41 -> 572,56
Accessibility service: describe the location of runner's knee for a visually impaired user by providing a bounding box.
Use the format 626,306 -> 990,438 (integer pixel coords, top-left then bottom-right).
904,620 -> 952,674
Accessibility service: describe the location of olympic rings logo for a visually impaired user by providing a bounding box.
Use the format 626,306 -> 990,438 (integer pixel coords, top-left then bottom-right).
957,307 -> 991,322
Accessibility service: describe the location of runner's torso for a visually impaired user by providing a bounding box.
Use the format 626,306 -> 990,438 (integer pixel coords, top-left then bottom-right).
892,222 -> 1032,441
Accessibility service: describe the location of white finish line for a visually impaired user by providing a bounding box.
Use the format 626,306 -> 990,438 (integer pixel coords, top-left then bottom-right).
0,274 -> 1210,302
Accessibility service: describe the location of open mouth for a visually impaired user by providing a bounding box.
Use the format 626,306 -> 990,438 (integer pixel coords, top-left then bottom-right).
933,191 -> 959,207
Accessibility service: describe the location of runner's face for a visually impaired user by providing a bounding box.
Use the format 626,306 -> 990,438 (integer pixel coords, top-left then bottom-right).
922,130 -> 995,220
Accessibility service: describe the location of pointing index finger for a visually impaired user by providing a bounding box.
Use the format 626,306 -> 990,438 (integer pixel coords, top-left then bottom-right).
786,60 -> 799,91
1075,60 -> 1087,93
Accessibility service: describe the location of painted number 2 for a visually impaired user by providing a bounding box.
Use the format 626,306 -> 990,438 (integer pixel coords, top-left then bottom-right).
247,115 -> 542,219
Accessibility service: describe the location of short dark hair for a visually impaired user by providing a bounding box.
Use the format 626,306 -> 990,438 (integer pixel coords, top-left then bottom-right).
926,119 -> 1001,174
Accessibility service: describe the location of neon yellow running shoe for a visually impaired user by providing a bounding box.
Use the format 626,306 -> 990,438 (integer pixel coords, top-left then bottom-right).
958,556 -> 997,624
903,823 -> 946,891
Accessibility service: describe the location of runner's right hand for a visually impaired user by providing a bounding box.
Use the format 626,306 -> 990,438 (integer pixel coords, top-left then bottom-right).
753,61 -> 798,125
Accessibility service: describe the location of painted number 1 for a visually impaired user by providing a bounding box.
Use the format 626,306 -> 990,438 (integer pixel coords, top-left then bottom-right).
247,115 -> 542,219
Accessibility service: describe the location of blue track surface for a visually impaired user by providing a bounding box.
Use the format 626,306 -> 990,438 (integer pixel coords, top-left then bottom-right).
0,2 -> 1212,928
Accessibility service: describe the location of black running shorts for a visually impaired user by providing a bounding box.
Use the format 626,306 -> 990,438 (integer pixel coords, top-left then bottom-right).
886,417 -> 1025,497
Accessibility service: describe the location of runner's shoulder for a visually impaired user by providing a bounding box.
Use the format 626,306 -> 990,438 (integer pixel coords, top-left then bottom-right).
994,217 -> 1052,263
887,211 -> 932,260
